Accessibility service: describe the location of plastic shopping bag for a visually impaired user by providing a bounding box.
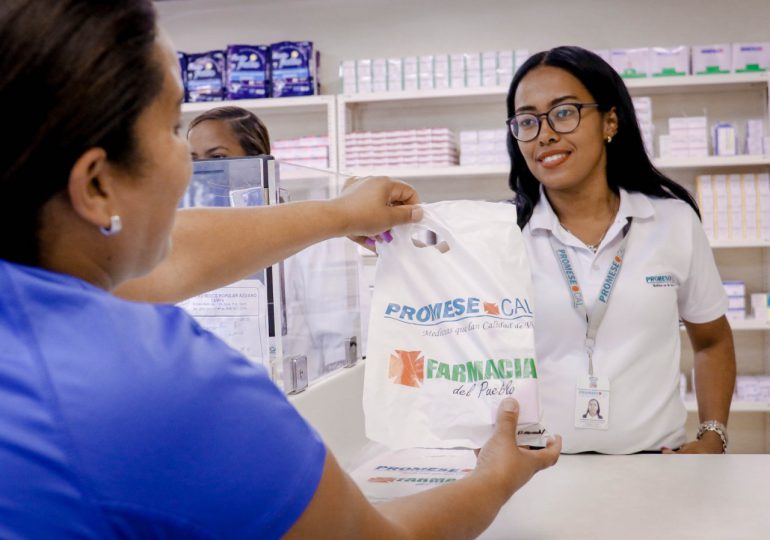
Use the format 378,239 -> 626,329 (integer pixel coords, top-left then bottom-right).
363,200 -> 547,449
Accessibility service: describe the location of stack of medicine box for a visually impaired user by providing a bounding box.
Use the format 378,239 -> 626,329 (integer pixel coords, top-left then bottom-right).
344,128 -> 458,168
745,119 -> 765,155
341,50 -> 529,94
271,136 -> 329,170
735,376 -> 770,402
632,97 -> 654,156
459,130 -> 508,166
659,117 -> 708,158
723,280 -> 746,321
696,173 -> 770,242
750,293 -> 770,321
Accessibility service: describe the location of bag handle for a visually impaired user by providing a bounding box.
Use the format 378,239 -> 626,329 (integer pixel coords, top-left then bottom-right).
389,204 -> 455,255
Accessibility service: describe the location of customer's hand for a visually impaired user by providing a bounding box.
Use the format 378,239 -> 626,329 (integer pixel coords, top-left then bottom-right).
333,176 -> 422,249
473,399 -> 561,498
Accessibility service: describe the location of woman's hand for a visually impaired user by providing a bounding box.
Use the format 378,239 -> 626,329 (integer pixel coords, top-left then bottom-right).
332,176 -> 423,247
473,399 -> 562,498
662,431 -> 724,454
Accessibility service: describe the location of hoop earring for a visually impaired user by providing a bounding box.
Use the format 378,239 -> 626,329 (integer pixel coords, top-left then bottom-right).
99,215 -> 122,236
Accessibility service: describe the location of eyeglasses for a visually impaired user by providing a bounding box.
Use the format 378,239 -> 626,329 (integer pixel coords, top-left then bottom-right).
506,102 -> 600,142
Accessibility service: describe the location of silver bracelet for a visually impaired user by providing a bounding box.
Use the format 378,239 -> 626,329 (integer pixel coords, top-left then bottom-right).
696,420 -> 728,453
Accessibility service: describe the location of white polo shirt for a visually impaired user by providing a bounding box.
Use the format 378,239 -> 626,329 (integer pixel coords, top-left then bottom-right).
523,188 -> 727,453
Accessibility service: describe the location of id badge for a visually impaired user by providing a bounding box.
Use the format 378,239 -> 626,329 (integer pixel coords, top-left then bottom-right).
575,375 -> 610,430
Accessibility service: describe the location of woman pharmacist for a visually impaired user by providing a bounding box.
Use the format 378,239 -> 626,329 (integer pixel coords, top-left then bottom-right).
507,46 -> 736,454
0,1 -> 560,537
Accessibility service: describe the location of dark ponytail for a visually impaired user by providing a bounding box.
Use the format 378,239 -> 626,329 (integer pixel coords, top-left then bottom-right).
0,0 -> 162,265
506,46 -> 699,229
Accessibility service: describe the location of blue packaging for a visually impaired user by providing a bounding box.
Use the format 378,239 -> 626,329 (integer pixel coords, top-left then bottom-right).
227,45 -> 271,99
270,41 -> 317,97
185,50 -> 226,102
177,52 -> 187,101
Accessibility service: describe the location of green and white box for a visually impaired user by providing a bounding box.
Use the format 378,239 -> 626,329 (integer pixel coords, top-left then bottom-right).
651,46 -> 689,77
610,48 -> 651,78
732,43 -> 770,73
692,44 -> 731,75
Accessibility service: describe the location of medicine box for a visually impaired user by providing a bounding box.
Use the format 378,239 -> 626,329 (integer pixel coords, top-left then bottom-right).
650,46 -> 689,77
610,48 -> 650,78
732,42 -> 770,73
387,58 -> 403,91
692,44 -> 731,75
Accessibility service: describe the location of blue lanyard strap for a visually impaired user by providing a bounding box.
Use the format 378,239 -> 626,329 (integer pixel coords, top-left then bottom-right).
548,219 -> 632,377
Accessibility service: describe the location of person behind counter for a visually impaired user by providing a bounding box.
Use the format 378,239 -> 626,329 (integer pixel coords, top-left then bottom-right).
506,45 -> 735,454
0,1 -> 561,537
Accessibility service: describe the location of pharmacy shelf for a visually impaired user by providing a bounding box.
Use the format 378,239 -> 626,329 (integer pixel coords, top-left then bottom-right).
347,155 -> 770,181
345,164 -> 507,179
656,155 -> 770,169
680,320 -> 770,332
181,95 -> 335,114
684,396 -> 770,413
729,319 -> 770,330
338,72 -> 769,105
709,239 -> 770,249
624,72 -> 769,94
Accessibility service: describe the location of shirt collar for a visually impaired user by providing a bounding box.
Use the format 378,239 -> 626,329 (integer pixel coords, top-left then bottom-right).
528,185 -> 655,233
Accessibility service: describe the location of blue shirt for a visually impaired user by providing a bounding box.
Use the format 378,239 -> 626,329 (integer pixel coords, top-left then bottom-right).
0,260 -> 326,539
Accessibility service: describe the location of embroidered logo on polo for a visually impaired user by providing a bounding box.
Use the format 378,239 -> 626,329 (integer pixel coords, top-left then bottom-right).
645,273 -> 679,288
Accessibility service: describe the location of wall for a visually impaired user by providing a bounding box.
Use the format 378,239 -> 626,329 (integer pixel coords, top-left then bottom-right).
156,0 -> 770,94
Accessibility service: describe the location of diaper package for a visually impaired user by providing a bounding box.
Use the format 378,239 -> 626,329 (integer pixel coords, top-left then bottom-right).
363,201 -> 548,449
227,45 -> 271,100
270,41 -> 318,97
185,50 -> 226,102
177,52 -> 187,100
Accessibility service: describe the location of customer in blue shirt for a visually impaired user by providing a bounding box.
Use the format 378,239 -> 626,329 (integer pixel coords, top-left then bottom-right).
0,1 -> 560,539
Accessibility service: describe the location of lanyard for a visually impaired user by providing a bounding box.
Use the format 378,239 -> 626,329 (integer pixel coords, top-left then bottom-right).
548,219 -> 632,378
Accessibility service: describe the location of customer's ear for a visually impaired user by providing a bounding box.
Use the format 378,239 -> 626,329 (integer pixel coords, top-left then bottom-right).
67,148 -> 120,232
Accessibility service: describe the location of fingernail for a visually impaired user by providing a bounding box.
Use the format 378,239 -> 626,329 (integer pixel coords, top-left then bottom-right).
364,237 -> 375,246
382,230 -> 393,242
502,398 -> 518,412
411,207 -> 424,221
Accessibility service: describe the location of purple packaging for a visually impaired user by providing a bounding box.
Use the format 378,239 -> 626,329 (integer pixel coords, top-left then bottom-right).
270,41 -> 318,97
177,52 -> 187,102
227,45 -> 271,100
185,50 -> 226,102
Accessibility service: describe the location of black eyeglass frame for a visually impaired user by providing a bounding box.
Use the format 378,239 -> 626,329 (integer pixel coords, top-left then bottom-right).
506,102 -> 600,142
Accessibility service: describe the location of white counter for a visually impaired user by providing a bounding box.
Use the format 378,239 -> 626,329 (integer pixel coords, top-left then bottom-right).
481,454 -> 770,540
292,365 -> 770,539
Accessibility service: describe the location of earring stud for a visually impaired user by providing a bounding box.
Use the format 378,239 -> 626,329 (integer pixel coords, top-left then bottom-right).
99,215 -> 122,236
